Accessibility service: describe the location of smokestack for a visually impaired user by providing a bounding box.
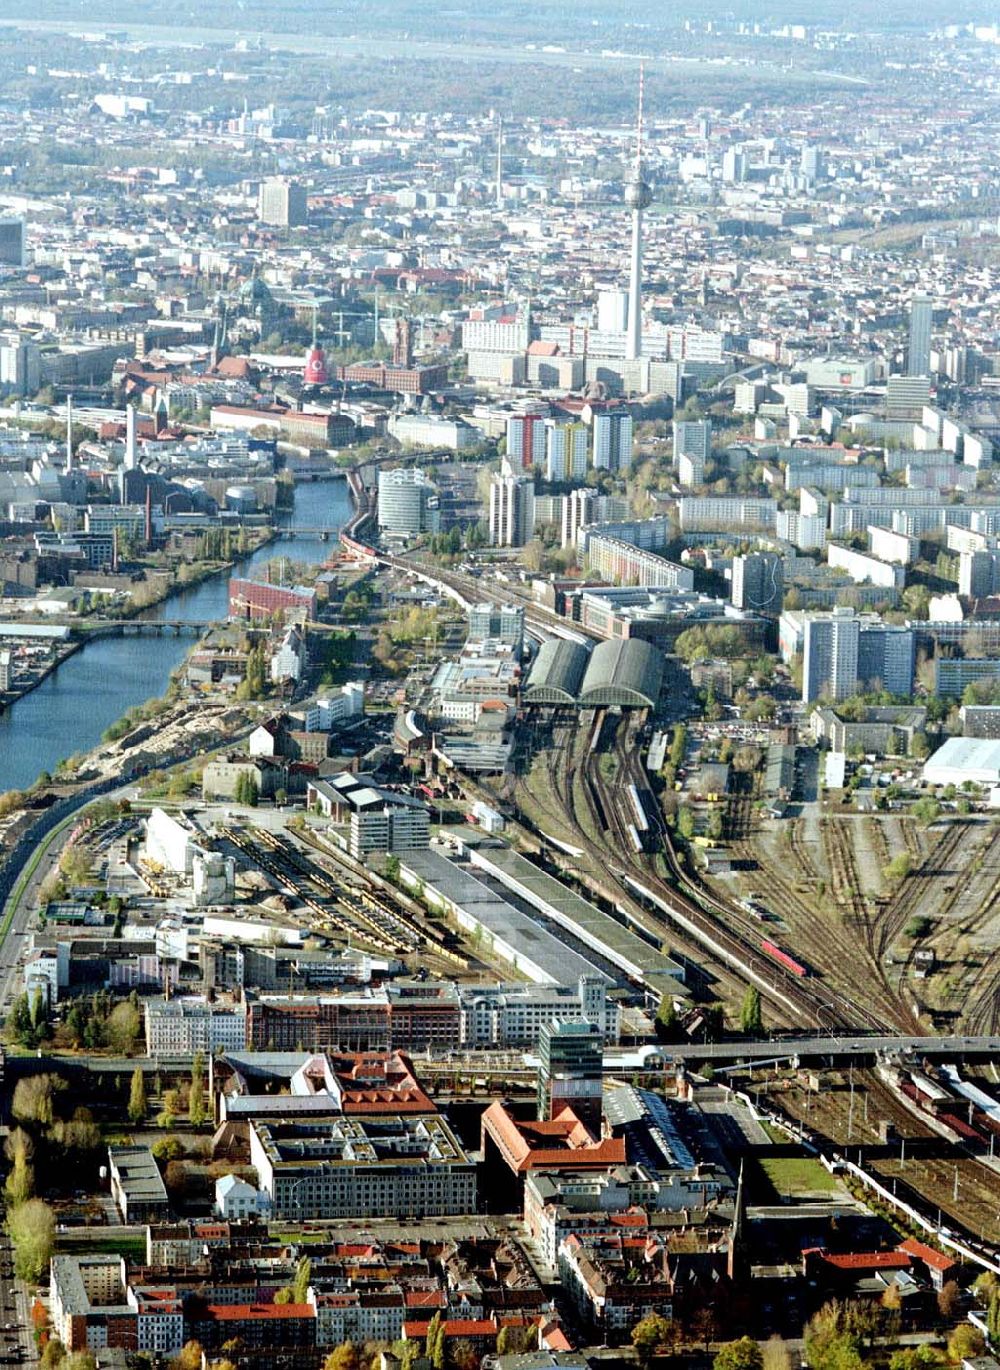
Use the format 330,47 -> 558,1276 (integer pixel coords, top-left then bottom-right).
125,404 -> 137,471
65,393 -> 73,471
145,484 -> 153,547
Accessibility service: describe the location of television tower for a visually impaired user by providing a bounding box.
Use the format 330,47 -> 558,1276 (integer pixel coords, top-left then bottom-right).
625,66 -> 652,362
495,116 -> 504,210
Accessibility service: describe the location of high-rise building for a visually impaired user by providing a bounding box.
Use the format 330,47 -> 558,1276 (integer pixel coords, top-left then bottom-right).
592,410 -> 634,473
0,650 -> 11,692
488,473 -> 535,547
506,413 -> 546,469
537,1020 -> 604,1137
801,612 -> 914,702
857,625 -> 915,697
561,489 -> 598,549
596,288 -> 629,334
674,419 -> 711,470
677,451 -> 705,487
960,549 -> 1000,600
0,218 -> 25,268
257,179 -> 308,227
907,296 -> 933,378
377,468 -> 440,537
467,602 -> 525,649
545,421 -> 589,483
731,553 -> 784,616
624,71 -> 652,363
0,332 -> 39,394
802,608 -> 860,703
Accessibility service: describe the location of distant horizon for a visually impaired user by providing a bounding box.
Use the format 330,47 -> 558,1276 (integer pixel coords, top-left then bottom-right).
0,0 -> 985,39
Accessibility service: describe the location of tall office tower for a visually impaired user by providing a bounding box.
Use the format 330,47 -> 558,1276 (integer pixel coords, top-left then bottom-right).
488,473 -> 535,547
467,602 -> 524,650
802,608 -> 860,703
257,178 -> 308,227
592,410 -> 634,473
673,418 -> 711,470
560,488 -> 597,549
506,413 -> 546,469
800,144 -> 825,181
0,218 -> 25,268
537,1020 -> 604,1137
377,468 -> 439,537
65,393 -> 73,471
907,296 -> 933,378
596,287 -> 629,334
731,553 -> 784,616
0,650 -> 11,691
624,69 -> 652,362
721,148 -> 746,184
545,420 -> 589,483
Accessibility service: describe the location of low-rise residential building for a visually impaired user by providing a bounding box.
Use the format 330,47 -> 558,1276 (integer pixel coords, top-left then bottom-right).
108,1145 -> 170,1224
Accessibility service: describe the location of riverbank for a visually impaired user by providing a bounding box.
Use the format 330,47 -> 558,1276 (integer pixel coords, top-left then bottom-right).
0,637 -> 83,716
0,477 -> 355,793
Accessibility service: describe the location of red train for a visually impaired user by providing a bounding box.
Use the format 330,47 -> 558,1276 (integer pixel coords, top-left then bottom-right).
761,938 -> 809,977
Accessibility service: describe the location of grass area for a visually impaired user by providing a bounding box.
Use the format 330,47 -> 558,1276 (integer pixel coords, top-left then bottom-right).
56,1234 -> 148,1259
759,1152 -> 838,1197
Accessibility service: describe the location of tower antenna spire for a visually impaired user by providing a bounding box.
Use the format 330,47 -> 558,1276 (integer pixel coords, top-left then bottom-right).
624,65 -> 652,364
636,62 -> 644,167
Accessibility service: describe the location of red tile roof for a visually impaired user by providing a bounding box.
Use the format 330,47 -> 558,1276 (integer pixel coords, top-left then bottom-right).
897,1238 -> 957,1271
208,1304 -> 315,1321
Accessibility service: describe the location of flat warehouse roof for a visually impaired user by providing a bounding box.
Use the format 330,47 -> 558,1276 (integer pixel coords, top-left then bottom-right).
468,846 -> 686,990
399,849 -> 609,986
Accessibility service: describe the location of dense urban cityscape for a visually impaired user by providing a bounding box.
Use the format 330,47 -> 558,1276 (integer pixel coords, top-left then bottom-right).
2,7 -> 1000,1370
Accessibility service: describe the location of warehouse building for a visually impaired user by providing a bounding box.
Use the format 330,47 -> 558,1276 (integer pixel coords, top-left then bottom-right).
923,737 -> 1000,787
469,846 -> 686,1001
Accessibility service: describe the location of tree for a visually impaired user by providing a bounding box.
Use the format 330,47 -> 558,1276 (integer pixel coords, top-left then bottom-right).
987,1289 -> 1000,1347
450,1342 -> 477,1370
937,1280 -> 960,1321
4,1129 -> 34,1207
170,1342 -> 205,1370
324,1346 -> 361,1370
151,1134 -> 184,1163
189,1052 -> 206,1127
714,1338 -> 764,1370
739,987 -> 763,1035
947,1326 -> 984,1362
762,1338 -> 791,1370
883,852 -> 912,884
676,806 -> 695,841
424,1314 -> 442,1361
106,1000 -> 141,1054
12,1075 -> 64,1127
128,1069 -> 147,1126
8,1198 -> 56,1283
656,996 -> 680,1042
292,1256 -> 311,1305
40,1342 -> 66,1370
64,1354 -> 97,1370
632,1313 -> 675,1363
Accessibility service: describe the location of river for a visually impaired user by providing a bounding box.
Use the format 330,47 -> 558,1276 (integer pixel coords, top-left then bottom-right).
0,478 -> 353,795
